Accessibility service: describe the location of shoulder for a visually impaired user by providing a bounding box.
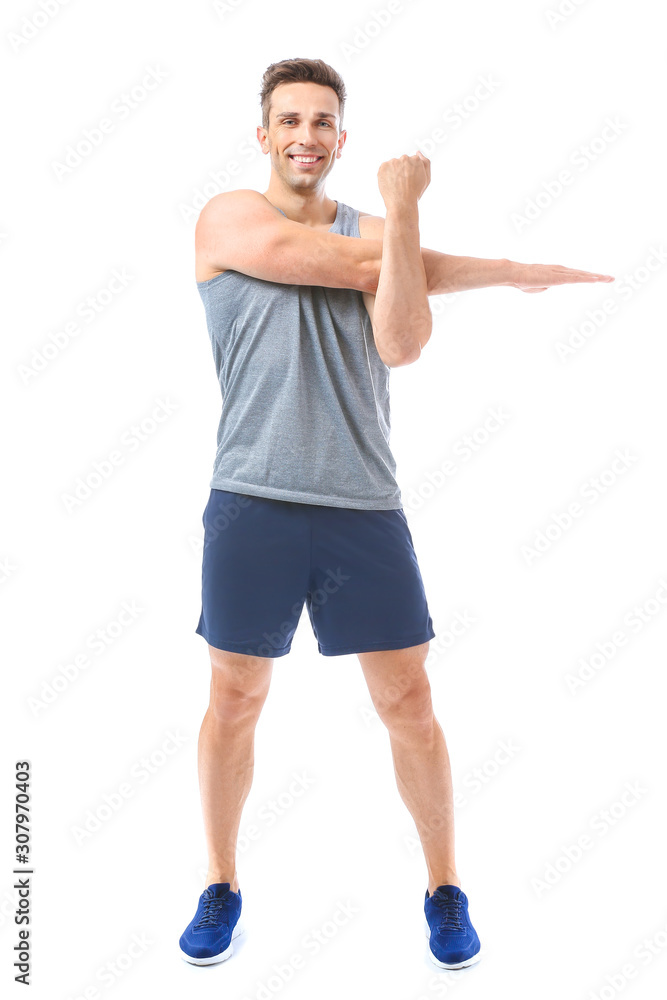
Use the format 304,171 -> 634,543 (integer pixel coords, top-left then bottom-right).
196,189 -> 279,230
357,212 -> 385,239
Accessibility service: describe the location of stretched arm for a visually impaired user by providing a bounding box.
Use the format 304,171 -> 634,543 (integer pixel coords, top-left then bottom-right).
196,189 -> 614,300
358,216 -> 614,295
421,250 -> 614,295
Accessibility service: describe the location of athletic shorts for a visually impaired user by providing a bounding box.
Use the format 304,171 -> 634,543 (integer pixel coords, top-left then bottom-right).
195,489 -> 436,658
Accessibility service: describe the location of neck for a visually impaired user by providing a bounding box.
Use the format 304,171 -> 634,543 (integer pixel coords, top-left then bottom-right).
262,175 -> 337,228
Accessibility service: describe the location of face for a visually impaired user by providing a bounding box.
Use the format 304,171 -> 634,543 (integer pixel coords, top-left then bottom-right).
257,81 -> 346,192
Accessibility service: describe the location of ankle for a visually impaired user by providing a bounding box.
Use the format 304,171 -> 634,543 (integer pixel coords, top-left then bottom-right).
428,873 -> 460,894
205,871 -> 239,893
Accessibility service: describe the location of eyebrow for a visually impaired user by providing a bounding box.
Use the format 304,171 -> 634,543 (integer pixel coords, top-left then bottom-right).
275,111 -> 337,120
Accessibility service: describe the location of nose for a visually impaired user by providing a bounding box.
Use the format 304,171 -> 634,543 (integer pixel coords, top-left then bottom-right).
293,123 -> 320,148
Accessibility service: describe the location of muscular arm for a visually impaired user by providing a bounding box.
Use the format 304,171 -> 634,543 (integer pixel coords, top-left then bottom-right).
195,189 -> 382,292
196,191 -> 614,367
369,203 -> 432,367
195,189 -> 509,296
196,190 -> 611,296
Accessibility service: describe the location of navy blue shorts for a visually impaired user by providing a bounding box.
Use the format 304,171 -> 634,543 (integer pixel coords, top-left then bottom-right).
195,489 -> 436,658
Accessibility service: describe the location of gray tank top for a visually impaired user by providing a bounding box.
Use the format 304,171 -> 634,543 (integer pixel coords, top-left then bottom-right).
196,199 -> 402,509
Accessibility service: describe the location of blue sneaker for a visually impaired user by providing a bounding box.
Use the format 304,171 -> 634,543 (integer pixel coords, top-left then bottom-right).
179,882 -> 244,965
424,884 -> 481,969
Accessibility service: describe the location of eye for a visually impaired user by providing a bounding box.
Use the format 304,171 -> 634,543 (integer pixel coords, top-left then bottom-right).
319,121 -> 331,126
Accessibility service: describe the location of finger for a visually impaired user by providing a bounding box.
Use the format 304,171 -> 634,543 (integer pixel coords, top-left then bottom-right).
550,266 -> 615,281
555,272 -> 615,283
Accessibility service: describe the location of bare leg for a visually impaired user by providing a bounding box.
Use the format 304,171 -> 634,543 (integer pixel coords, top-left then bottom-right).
198,644 -> 274,892
357,642 -> 459,894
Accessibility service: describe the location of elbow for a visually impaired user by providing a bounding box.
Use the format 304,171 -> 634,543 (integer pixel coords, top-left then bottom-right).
384,345 -> 420,368
380,313 -> 432,368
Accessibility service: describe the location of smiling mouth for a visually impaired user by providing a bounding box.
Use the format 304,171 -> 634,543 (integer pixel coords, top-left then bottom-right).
289,154 -> 324,164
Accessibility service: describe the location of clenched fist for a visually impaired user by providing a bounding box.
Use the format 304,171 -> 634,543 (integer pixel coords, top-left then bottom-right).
378,151 -> 431,208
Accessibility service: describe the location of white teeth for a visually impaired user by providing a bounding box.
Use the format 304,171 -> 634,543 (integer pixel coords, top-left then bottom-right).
291,155 -> 320,162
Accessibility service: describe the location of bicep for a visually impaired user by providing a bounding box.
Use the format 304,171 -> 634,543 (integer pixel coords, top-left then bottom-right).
195,190 -> 287,278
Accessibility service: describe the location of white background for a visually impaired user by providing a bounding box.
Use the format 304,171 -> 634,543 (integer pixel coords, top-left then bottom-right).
2,0 -> 666,998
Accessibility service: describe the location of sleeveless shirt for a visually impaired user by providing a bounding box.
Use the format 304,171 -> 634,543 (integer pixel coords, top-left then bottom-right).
196,199 -> 402,509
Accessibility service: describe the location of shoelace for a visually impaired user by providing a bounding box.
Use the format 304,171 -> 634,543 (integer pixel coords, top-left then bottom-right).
431,891 -> 464,932
195,895 -> 229,928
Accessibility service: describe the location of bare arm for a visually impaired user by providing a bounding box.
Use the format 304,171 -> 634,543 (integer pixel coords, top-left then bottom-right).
421,250 -> 614,295
195,189 -> 382,292
360,215 -> 615,364
195,189 -> 508,295
196,189 -> 614,301
367,153 -> 433,367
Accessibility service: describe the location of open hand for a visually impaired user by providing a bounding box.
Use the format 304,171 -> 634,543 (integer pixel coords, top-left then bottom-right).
510,262 -> 615,292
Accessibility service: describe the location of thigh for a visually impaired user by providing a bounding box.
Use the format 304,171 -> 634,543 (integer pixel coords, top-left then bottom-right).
306,506 -> 436,656
196,490 -> 311,658
358,642 -> 432,718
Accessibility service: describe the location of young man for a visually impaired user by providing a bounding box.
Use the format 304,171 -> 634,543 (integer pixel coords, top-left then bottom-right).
179,58 -> 614,970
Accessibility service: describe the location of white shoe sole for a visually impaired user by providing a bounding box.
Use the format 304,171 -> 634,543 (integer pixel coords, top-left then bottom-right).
424,917 -> 482,969
180,917 -> 245,966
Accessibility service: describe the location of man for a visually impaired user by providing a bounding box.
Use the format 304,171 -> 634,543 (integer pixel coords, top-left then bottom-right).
179,58 -> 613,970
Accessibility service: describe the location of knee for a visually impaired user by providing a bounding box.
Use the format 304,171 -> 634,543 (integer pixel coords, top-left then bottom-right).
209,682 -> 267,726
375,672 -> 434,733
208,656 -> 271,725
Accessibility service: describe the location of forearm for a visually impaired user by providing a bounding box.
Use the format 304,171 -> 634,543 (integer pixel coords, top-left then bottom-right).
421,250 -> 514,294
372,204 -> 431,364
359,245 -> 515,296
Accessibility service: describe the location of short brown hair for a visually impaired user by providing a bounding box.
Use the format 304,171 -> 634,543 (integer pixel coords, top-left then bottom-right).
259,58 -> 347,130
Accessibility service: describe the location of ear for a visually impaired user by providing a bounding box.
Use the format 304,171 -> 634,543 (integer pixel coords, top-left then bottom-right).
256,124 -> 269,154
336,129 -> 347,158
